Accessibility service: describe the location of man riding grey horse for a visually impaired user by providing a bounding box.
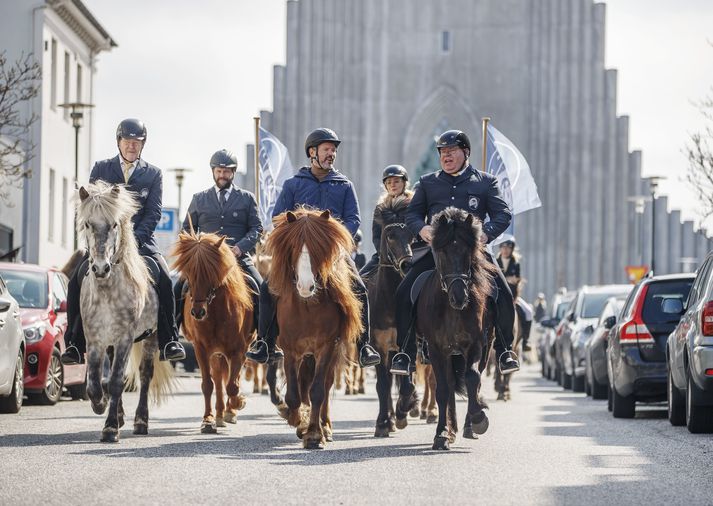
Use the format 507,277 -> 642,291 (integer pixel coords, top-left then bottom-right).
61,118 -> 185,365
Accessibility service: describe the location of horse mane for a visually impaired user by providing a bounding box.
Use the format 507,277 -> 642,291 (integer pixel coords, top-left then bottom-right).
75,181 -> 150,313
171,230 -> 252,311
374,193 -> 412,226
267,206 -> 363,343
431,207 -> 496,301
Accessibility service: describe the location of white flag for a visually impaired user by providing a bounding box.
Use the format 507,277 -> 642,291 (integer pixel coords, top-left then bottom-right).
258,127 -> 294,231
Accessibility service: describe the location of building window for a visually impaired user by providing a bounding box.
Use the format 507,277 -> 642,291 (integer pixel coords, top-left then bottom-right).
61,177 -> 68,247
50,38 -> 57,109
441,31 -> 451,53
63,51 -> 70,120
48,169 -> 55,242
76,63 -> 82,102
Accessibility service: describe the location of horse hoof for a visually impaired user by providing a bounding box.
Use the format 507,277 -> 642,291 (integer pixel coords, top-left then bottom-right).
237,394 -> 247,411
463,426 -> 478,440
253,386 -> 260,394
388,418 -> 397,432
497,392 -> 506,401
133,423 -> 148,435
201,422 -> 217,434
261,390 -> 269,396
303,438 -> 324,450
358,386 -> 365,394
277,402 -> 289,420
472,413 -> 490,435
395,416 -> 408,430
448,431 -> 457,444
324,429 -> 334,442
420,410 -> 427,420
409,406 -> 420,418
223,412 -> 237,424
215,417 -> 227,428
91,401 -> 107,415
426,414 -> 438,424
374,425 -> 390,438
432,436 -> 450,451
100,429 -> 119,443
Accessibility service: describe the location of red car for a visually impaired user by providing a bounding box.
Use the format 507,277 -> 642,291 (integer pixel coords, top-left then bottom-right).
0,263 -> 87,404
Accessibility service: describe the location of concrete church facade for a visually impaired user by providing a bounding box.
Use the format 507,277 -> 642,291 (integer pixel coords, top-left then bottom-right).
252,0 -> 712,298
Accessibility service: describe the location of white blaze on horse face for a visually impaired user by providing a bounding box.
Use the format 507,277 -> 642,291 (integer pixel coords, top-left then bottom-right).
296,244 -> 316,298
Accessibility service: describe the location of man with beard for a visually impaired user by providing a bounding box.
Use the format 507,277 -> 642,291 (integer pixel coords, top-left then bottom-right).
245,128 -> 381,367
61,118 -> 186,365
174,149 -> 263,330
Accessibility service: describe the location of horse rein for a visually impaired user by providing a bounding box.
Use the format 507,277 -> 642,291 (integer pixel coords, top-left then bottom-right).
440,271 -> 473,293
378,222 -> 411,276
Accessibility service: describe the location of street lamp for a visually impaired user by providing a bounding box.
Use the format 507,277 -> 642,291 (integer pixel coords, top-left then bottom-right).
59,101 -> 94,250
627,195 -> 651,266
645,176 -> 664,275
167,167 -> 193,220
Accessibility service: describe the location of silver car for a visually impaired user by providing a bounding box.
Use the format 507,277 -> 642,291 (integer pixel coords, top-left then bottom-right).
0,274 -> 25,413
667,251 -> 713,433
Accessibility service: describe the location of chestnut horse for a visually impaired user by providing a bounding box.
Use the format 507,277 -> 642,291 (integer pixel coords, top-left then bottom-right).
415,208 -> 496,450
171,229 -> 255,433
266,208 -> 362,449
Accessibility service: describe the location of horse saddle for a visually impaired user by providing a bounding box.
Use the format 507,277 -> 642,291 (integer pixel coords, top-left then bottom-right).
409,269 -> 499,305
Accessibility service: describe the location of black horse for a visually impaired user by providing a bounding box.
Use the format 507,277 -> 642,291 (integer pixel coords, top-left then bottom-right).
363,196 -> 417,437
414,207 -> 496,450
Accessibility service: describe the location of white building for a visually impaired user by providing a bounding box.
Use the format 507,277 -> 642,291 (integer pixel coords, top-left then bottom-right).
0,0 -> 115,267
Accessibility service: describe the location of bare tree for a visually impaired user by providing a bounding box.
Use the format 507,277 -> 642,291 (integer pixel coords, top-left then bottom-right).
0,51 -> 41,206
686,92 -> 713,220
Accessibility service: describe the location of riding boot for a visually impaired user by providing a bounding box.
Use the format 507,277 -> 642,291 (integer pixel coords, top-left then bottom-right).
60,258 -> 88,366
492,288 -> 520,375
521,319 -> 532,352
353,277 -> 380,367
246,280 -> 283,364
173,278 -> 186,331
153,260 -> 185,362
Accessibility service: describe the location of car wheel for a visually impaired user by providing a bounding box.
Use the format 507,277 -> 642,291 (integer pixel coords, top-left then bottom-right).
612,384 -> 635,418
591,375 -> 608,400
541,359 -> 546,378
31,348 -> 64,405
686,371 -> 713,433
0,349 -> 24,414
562,372 -> 572,390
572,371 -> 585,393
607,385 -> 613,412
584,375 -> 591,396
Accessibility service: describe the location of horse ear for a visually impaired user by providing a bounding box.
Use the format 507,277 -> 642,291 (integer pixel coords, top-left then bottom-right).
437,214 -> 448,226
286,211 -> 297,223
215,235 -> 226,249
320,210 -> 331,220
111,185 -> 121,197
465,214 -> 474,226
79,187 -> 89,201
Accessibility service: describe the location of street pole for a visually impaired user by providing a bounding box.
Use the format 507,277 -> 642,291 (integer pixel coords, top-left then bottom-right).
647,177 -> 662,275
481,117 -> 491,171
168,168 -> 192,220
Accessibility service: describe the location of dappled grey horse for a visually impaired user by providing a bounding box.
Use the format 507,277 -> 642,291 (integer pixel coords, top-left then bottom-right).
76,181 -> 174,442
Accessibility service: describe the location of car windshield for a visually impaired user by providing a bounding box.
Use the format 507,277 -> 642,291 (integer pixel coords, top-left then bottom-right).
642,279 -> 694,325
0,269 -> 48,309
581,292 -> 625,319
555,300 -> 571,320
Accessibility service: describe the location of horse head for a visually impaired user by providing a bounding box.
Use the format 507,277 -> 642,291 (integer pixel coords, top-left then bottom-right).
376,196 -> 414,276
431,207 -> 482,311
77,183 -> 138,280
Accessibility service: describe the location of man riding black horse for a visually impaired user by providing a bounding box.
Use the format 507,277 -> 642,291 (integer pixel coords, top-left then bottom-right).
61,118 -> 186,365
389,129 -> 521,376
245,128 -> 381,368
174,149 -> 263,331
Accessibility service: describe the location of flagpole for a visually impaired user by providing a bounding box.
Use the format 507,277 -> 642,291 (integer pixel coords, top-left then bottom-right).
254,116 -> 260,206
481,116 -> 491,172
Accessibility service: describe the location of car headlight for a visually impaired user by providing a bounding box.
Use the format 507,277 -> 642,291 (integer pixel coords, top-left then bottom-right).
23,324 -> 47,343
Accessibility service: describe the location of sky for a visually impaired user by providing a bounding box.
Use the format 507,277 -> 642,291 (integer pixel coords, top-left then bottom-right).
84,0 -> 713,228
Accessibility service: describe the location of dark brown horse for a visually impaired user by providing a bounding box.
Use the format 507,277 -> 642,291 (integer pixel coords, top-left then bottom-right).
266,207 -> 362,449
171,229 -> 255,433
363,195 -> 418,437
415,207 -> 496,450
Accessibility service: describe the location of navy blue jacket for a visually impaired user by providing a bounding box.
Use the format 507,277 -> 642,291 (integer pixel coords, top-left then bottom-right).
272,167 -> 360,235
406,165 -> 512,243
89,156 -> 162,255
182,185 -> 263,266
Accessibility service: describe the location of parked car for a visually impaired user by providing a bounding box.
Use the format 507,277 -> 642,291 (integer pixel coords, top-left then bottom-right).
0,263 -> 87,404
667,253 -> 713,432
0,274 -> 25,413
584,296 -> 627,399
608,273 -> 695,418
558,285 -> 632,392
539,291 -> 574,381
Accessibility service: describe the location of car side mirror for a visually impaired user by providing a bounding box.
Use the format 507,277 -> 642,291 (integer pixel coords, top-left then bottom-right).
603,315 -> 616,330
540,318 -> 555,329
661,298 -> 684,315
0,299 -> 10,312
568,313 -> 576,323
583,324 -> 594,334
57,300 -> 67,313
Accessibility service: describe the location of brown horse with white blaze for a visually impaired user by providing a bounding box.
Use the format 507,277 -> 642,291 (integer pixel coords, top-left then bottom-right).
171,229 -> 255,433
266,207 -> 362,449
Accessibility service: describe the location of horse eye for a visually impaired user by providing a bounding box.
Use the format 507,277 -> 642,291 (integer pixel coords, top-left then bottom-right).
84,223 -> 89,228
113,223 -> 118,229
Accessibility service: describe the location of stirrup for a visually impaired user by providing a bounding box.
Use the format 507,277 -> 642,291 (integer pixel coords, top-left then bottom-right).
498,350 -> 520,375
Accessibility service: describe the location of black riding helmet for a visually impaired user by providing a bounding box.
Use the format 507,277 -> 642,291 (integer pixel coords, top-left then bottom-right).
436,129 -> 471,153
382,164 -> 409,183
116,118 -> 147,142
210,149 -> 238,170
304,128 -> 341,158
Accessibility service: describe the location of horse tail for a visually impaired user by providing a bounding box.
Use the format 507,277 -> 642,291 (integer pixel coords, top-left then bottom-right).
126,340 -> 177,405
451,354 -> 467,396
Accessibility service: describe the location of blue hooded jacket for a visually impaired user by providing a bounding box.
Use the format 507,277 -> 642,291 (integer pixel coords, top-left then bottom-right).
272,167 -> 361,235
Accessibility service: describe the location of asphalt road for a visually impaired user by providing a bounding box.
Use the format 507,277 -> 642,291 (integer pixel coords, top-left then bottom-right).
1,363 -> 711,505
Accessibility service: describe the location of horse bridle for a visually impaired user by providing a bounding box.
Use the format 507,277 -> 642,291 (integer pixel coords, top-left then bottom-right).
85,223 -> 122,275
439,270 -> 473,293
192,285 -> 218,306
378,223 -> 412,275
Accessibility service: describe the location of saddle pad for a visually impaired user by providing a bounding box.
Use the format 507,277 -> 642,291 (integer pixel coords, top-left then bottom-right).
410,270 -> 435,305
